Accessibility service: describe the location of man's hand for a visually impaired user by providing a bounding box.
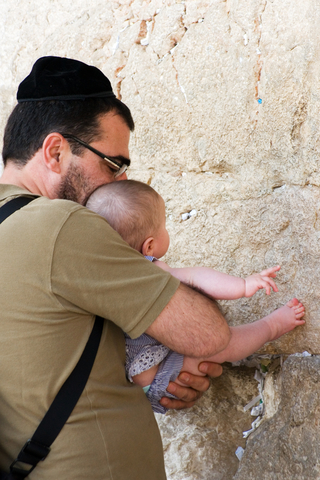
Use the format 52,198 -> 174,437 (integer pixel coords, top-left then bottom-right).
160,362 -> 223,410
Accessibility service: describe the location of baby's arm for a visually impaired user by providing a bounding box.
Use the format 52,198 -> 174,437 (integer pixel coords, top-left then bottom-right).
154,260 -> 280,300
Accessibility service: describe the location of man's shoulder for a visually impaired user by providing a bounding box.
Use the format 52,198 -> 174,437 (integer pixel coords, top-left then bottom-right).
36,196 -> 84,215
0,183 -> 101,228
0,184 -> 39,205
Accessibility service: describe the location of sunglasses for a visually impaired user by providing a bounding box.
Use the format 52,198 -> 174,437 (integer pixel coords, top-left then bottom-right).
61,133 -> 130,178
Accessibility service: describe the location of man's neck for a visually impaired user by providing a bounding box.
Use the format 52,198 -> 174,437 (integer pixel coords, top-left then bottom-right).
1,163 -> 31,191
0,160 -> 49,197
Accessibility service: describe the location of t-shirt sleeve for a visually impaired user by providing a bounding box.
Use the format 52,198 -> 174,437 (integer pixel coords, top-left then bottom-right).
50,207 -> 180,338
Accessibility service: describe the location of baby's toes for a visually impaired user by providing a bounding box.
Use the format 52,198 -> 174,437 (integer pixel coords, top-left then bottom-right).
293,305 -> 305,319
286,298 -> 299,308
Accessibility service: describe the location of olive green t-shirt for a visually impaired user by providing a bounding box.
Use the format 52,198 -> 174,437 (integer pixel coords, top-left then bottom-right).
0,185 -> 180,480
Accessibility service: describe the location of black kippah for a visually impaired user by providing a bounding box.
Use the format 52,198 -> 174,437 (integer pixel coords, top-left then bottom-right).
17,56 -> 116,102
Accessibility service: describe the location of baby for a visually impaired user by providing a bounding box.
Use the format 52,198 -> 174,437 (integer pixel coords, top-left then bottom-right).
86,180 -> 305,414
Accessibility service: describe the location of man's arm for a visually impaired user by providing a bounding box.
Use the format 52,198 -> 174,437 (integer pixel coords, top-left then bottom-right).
145,282 -> 230,409
146,282 -> 230,358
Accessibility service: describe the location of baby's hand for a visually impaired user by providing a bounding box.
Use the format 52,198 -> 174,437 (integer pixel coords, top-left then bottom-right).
244,265 -> 280,297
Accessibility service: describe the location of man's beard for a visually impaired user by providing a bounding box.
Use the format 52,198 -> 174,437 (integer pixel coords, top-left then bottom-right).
57,162 -> 93,205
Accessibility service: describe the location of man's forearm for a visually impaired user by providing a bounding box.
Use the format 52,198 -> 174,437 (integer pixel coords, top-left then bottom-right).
146,283 -> 231,358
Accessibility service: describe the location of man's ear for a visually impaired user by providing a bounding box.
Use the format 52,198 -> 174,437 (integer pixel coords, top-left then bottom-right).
141,237 -> 154,256
42,133 -> 66,174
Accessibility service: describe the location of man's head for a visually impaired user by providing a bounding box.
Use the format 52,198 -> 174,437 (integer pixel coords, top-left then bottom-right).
86,180 -> 170,258
2,56 -> 135,204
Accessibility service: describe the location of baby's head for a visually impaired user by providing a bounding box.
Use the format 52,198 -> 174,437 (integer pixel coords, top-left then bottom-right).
86,180 -> 170,258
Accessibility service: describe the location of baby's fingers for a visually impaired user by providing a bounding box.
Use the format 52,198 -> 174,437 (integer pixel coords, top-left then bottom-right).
259,265 -> 281,278
261,276 -> 278,294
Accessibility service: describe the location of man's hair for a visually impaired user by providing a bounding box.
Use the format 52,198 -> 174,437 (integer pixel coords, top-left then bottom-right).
2,97 -> 134,167
86,180 -> 163,252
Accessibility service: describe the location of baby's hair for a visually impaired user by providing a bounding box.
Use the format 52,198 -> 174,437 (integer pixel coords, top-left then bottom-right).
86,180 -> 163,252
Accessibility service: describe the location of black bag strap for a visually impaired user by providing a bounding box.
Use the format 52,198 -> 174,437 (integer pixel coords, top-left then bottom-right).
9,316 -> 104,479
0,197 -> 35,224
0,197 -> 104,479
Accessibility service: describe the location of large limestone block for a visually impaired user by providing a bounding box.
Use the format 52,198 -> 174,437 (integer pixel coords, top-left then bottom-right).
234,355 -> 320,480
156,364 -> 259,480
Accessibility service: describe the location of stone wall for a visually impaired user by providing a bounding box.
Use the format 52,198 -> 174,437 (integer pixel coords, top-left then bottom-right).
1,1 -> 320,478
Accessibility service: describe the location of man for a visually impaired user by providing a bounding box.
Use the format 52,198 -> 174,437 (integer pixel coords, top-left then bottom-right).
0,56 -> 230,480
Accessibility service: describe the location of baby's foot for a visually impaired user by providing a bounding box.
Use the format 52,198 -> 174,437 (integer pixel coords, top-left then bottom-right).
263,298 -> 305,341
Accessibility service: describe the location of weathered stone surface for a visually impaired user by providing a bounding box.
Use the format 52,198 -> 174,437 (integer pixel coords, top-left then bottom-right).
156,364 -> 259,480
234,356 -> 320,480
1,1 -> 320,479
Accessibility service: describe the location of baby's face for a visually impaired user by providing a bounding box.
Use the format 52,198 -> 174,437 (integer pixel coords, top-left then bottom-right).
151,197 -> 170,259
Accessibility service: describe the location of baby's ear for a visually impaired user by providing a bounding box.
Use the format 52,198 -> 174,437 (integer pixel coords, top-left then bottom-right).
141,237 -> 154,256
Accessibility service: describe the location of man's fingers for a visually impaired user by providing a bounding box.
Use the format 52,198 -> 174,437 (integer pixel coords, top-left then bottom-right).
160,397 -> 197,410
175,372 -> 211,393
198,362 -> 223,378
167,378 -> 206,400
161,364 -> 223,410
163,382 -> 202,408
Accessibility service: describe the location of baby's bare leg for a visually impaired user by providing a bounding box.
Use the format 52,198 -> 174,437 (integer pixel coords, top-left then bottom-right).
175,297 -> 305,382
261,297 -> 305,340
132,298 -> 305,388
132,365 -> 159,387
131,357 -> 204,388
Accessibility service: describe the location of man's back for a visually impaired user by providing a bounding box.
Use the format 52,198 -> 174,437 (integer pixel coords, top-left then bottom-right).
0,185 -> 178,479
